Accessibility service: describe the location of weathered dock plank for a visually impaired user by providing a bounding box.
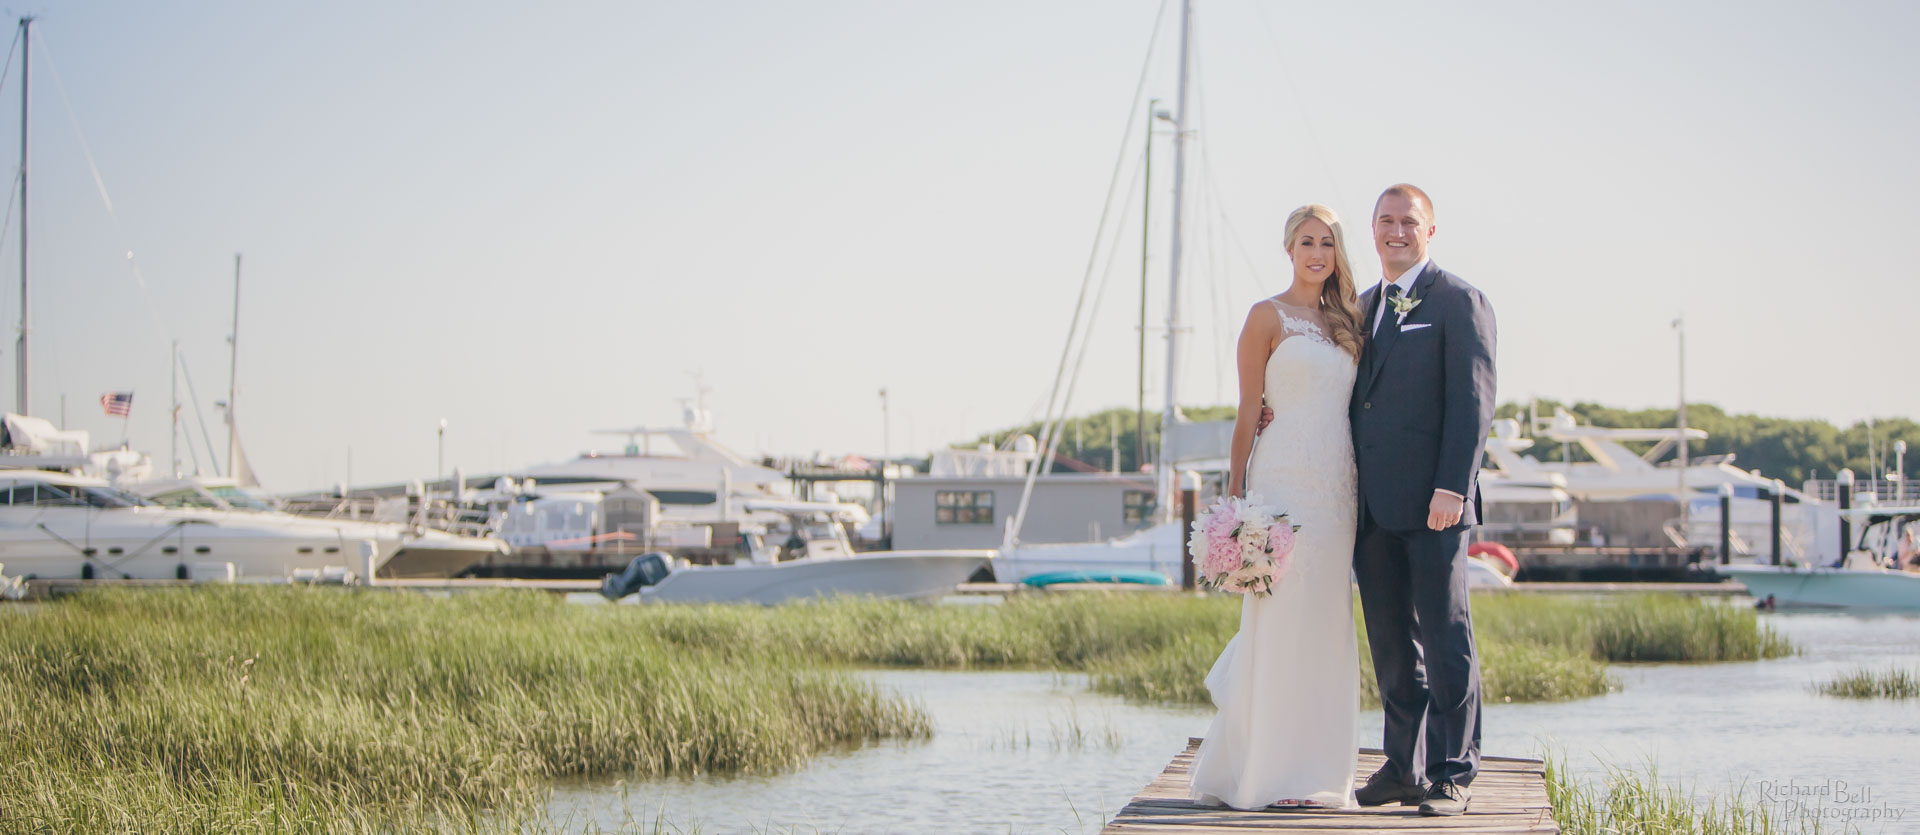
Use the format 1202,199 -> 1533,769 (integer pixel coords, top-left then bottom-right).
1103,739 -> 1558,834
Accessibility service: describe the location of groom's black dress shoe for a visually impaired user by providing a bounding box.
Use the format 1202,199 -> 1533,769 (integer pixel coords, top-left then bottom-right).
1418,781 -> 1470,816
1353,770 -> 1427,806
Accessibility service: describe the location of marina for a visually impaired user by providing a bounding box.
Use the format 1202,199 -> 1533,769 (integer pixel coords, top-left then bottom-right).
0,1 -> 1909,833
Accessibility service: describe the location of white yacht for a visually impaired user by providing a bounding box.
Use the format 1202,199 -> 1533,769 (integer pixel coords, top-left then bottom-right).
1485,409 -> 1837,564
0,470 -> 506,581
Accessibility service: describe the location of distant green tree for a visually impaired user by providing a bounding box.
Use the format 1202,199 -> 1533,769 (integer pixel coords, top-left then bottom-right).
980,401 -> 1915,485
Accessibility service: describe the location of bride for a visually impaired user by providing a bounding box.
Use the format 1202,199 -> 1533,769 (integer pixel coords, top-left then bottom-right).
1188,203 -> 1364,810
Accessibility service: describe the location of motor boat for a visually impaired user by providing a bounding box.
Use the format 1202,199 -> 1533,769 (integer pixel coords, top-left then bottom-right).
1719,503 -> 1920,610
1485,410 -> 1835,563
0,469 -> 505,581
599,548 -> 993,605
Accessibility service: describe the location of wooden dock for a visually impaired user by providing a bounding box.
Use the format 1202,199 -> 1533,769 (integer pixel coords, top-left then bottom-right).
1104,738 -> 1558,833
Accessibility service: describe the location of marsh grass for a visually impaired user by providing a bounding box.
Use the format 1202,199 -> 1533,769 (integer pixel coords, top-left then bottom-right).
0,587 -> 929,833
1546,754 -> 1827,834
1476,593 -> 1796,663
1815,666 -> 1920,699
0,586 -> 1800,832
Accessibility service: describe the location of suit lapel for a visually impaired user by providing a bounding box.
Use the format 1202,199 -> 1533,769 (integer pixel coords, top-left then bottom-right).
1363,260 -> 1441,396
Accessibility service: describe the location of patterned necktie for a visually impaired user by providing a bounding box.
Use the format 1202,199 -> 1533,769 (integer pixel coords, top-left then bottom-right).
1370,284 -> 1404,373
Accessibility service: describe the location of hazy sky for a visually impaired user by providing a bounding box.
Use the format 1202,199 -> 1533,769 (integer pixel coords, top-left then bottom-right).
7,0 -> 1916,491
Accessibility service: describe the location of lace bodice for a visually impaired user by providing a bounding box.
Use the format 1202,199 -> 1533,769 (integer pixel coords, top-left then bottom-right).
1248,298 -> 1357,529
1267,299 -> 1338,353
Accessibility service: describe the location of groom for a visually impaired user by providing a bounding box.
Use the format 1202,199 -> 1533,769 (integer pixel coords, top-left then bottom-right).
1347,184 -> 1496,816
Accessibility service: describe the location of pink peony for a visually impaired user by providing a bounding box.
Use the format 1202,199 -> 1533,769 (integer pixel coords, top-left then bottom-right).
1267,521 -> 1296,559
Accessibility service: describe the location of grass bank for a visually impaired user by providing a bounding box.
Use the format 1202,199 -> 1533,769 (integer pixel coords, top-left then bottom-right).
0,586 -> 1797,832
660,592 -> 1780,707
0,587 -> 928,833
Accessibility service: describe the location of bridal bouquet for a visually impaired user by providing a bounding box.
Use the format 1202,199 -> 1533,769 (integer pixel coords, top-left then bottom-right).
1186,494 -> 1298,597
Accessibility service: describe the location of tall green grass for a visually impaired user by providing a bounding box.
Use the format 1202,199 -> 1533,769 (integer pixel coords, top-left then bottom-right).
675,592 -> 1776,708
1546,754 -> 1824,834
1816,666 -> 1920,699
0,587 -> 928,833
0,586 -> 1800,832
1475,593 -> 1796,663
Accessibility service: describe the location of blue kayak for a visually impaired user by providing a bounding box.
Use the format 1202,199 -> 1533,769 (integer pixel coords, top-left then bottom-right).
1020,570 -> 1172,588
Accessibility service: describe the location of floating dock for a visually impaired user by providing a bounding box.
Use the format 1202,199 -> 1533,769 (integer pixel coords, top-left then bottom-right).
1103,738 -> 1558,834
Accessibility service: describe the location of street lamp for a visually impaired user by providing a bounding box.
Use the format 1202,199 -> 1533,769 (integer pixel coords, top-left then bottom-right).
1672,316 -> 1687,529
1897,440 -> 1908,504
437,418 -> 447,497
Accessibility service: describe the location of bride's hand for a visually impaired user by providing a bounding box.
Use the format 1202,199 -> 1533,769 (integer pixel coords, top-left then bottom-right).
1255,404 -> 1275,434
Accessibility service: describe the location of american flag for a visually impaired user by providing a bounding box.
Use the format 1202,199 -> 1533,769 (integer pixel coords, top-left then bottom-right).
100,391 -> 133,418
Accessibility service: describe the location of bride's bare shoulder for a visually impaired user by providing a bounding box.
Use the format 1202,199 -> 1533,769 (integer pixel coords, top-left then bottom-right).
1240,298 -> 1283,334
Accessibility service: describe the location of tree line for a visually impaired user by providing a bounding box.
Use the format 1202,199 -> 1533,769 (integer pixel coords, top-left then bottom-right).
970,401 -> 1914,488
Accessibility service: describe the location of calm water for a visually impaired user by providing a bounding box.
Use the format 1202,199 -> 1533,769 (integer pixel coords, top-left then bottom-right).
548,607 -> 1920,834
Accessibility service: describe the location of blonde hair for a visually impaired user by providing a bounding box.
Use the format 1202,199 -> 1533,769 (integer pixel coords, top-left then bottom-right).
1282,204 -> 1364,359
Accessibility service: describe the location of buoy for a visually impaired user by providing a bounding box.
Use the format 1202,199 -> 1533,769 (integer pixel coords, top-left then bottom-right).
1468,542 -> 1519,575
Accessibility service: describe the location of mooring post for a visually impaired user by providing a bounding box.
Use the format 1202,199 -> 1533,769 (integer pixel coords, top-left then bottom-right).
1719,483 -> 1733,564
1837,469 -> 1854,567
1770,478 -> 1784,566
1180,470 -> 1199,591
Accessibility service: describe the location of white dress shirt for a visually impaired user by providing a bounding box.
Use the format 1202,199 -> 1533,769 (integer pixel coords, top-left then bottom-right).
1370,256 -> 1430,336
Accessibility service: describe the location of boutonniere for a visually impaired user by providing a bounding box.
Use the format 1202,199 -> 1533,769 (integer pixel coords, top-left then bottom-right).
1390,292 -> 1422,326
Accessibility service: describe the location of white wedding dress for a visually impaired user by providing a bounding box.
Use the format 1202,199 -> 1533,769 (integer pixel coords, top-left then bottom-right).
1189,298 -> 1360,810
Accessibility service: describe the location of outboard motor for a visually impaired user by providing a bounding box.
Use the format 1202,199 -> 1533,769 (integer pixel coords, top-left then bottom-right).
599,552 -> 673,600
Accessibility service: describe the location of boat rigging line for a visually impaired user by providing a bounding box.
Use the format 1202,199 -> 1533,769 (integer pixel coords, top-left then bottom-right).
1006,0 -> 1171,549
35,28 -> 170,346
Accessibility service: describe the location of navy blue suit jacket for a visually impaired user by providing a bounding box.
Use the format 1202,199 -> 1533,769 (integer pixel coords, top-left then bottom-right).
1348,260 -> 1498,533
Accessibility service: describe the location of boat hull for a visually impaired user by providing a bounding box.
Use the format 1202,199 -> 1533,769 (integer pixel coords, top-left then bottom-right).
639,550 -> 993,605
1720,564 -> 1920,610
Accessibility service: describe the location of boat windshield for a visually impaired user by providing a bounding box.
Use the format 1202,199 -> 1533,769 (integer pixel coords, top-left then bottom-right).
0,482 -> 154,508
207,485 -> 278,512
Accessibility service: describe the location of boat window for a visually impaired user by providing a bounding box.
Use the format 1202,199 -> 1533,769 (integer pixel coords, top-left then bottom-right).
149,488 -> 223,509
9,483 -> 82,506
81,487 -> 154,508
650,490 -> 717,506
935,490 -> 994,525
208,485 -> 277,511
1122,490 -> 1156,523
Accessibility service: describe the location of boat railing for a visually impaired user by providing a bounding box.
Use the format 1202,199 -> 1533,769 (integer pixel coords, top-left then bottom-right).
1804,478 -> 1920,503
281,496 -> 497,539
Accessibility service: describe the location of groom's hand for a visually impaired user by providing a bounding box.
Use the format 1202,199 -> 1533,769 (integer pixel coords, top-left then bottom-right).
1256,405 -> 1274,434
1427,491 -> 1465,531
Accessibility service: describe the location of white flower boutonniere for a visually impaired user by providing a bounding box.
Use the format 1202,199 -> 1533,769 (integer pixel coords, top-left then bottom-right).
1390,293 -> 1422,327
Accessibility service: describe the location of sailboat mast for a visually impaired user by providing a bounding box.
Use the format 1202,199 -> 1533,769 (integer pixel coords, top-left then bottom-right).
1156,0 -> 1191,522
15,17 -> 28,416
226,253 -> 240,475
171,340 -> 179,477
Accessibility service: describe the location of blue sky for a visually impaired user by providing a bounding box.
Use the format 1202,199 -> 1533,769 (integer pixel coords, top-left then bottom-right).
7,1 -> 1917,491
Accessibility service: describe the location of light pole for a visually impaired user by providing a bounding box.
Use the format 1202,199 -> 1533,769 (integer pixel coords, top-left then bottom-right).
1672,316 -> 1688,532
878,388 -> 890,462
1895,440 -> 1907,504
437,418 -> 447,497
